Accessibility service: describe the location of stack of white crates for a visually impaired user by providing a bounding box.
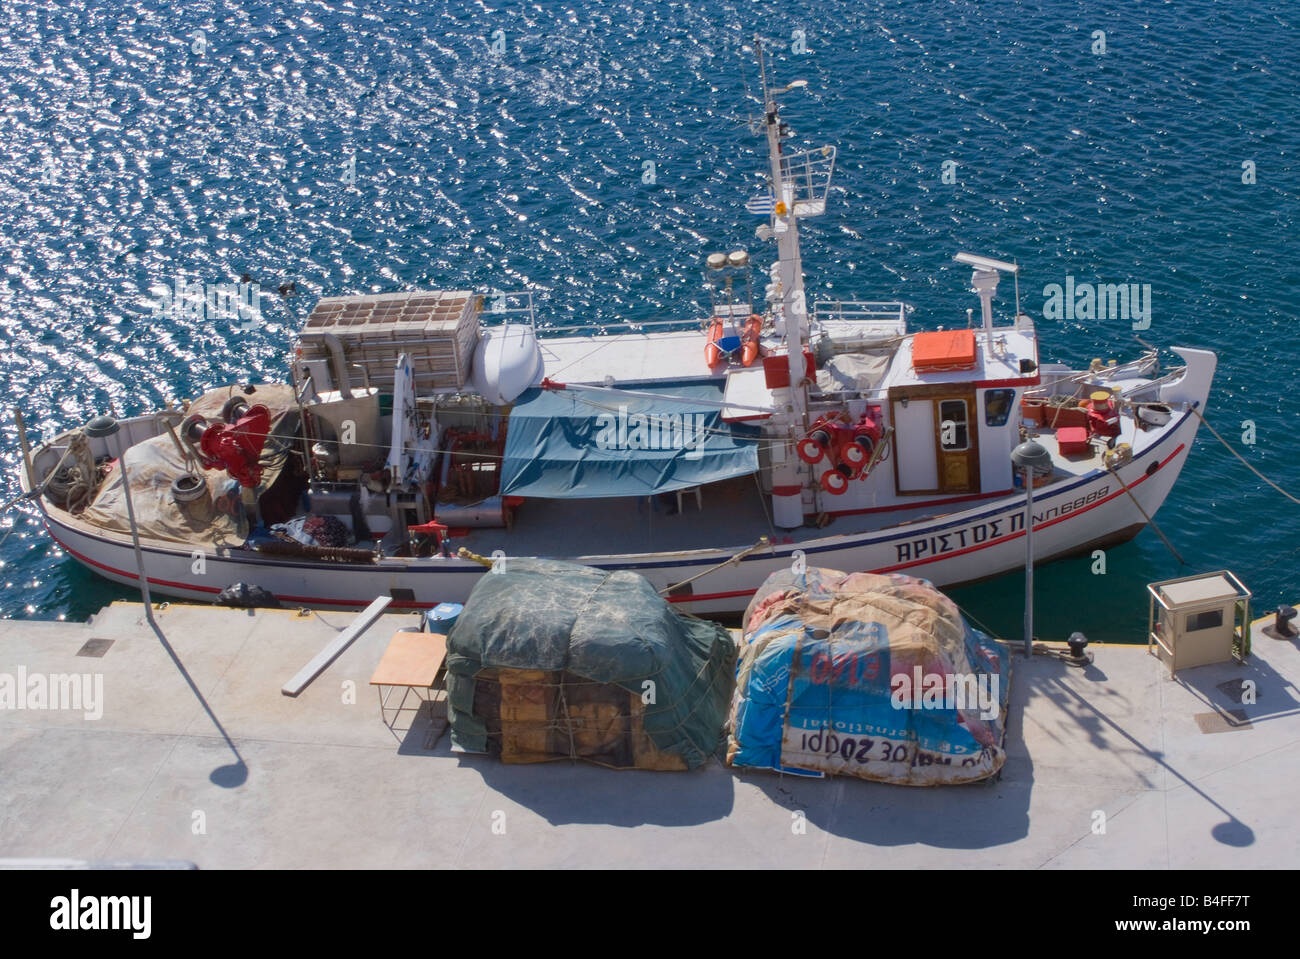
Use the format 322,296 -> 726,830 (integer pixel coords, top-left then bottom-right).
294,290 -> 481,396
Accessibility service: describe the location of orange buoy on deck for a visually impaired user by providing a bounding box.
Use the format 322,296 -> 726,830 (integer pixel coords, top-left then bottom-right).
704,318 -> 724,367
741,314 -> 762,366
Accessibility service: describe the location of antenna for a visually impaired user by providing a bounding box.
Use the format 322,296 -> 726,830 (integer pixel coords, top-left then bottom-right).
954,252 -> 1018,274
955,252 -> 1017,344
1014,258 -> 1021,321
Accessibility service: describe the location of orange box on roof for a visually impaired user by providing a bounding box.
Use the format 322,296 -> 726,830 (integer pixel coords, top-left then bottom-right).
911,329 -> 978,372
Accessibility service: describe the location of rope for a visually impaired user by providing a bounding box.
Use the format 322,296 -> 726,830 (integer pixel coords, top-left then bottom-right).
1193,408 -> 1300,506
1105,464 -> 1185,566
949,600 -> 1002,644
658,536 -> 771,596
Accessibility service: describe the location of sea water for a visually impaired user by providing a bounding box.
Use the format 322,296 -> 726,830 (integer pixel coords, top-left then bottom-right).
1,0 -> 1297,642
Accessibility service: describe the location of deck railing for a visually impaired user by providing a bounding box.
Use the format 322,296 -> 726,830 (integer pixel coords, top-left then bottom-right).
480,290 -> 537,329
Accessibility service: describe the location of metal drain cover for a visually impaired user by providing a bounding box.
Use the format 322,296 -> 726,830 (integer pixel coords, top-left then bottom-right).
1215,678 -> 1258,701
75,638 -> 114,658
1194,709 -> 1253,734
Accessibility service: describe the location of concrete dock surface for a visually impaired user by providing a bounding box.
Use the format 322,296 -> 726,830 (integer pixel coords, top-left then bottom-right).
1,600 -> 1296,869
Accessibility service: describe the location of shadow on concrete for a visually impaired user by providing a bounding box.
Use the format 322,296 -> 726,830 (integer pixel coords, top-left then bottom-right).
144,610 -> 248,788
389,700 -> 737,828
456,753 -> 739,828
1176,638 -> 1300,727
1043,652 -> 1256,848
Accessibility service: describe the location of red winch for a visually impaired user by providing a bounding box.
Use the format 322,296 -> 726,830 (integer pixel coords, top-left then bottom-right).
182,397 -> 272,488
838,407 -> 883,472
796,412 -> 846,465
798,408 -> 883,495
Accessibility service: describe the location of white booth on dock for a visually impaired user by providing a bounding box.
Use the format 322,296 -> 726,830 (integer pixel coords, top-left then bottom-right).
1147,571 -> 1251,677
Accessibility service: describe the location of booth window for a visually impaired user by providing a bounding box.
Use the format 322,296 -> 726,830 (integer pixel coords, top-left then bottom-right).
1187,609 -> 1224,631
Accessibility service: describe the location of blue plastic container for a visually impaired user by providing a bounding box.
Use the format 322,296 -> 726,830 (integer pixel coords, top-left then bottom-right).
426,602 -> 463,634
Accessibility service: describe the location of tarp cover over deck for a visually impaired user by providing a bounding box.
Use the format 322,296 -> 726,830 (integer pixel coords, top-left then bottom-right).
499,381 -> 760,499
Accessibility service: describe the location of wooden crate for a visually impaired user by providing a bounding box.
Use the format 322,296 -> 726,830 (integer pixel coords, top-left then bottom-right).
498,669 -> 556,764
296,290 -> 480,394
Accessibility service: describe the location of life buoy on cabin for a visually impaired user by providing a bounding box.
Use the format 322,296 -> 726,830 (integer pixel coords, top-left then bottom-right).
798,426 -> 834,464
820,464 -> 853,495
839,434 -> 875,471
798,412 -> 847,464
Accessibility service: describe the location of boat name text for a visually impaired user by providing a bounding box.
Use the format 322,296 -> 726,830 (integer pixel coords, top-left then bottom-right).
894,485 -> 1110,563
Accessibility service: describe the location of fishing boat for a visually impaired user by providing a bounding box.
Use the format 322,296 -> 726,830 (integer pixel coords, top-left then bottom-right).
17,45 -> 1216,615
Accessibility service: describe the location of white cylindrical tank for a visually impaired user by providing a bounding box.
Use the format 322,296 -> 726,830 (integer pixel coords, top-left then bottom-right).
772,489 -> 804,529
470,324 -> 544,406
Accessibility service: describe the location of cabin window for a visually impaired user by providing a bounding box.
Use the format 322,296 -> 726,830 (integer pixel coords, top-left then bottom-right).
1187,609 -> 1224,632
938,399 -> 969,451
984,389 -> 1015,427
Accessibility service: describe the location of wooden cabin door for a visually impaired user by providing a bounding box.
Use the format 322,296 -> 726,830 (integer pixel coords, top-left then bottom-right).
890,386 -> 981,495
933,394 -> 979,493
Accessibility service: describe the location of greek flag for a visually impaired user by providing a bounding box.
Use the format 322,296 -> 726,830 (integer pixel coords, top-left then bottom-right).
745,194 -> 776,215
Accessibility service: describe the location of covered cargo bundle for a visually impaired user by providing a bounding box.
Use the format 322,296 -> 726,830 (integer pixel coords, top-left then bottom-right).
445,559 -> 737,770
726,568 -> 1011,785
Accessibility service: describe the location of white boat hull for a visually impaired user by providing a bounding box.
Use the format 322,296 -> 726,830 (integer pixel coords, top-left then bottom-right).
35,405 -> 1197,615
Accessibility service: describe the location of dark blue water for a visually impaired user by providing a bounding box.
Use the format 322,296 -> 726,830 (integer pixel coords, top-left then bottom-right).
2,0 -> 1297,641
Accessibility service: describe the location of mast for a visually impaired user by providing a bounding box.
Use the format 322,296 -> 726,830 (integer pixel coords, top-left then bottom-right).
756,38 -> 809,420
754,38 -> 832,527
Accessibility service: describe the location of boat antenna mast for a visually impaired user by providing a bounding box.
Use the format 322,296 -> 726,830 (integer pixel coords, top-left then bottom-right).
752,36 -> 835,527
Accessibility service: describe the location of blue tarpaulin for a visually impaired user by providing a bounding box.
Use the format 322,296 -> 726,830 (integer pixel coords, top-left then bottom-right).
500,381 -> 760,499
727,568 -> 1012,785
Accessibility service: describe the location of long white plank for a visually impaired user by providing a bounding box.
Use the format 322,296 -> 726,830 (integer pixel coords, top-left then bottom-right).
281,596 -> 393,697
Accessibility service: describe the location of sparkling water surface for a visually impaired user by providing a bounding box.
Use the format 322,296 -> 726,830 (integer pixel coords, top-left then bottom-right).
1,0 -> 1297,642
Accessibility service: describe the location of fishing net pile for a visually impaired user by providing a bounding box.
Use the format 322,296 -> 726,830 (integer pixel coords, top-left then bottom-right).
79,384 -> 301,546
726,567 -> 1012,785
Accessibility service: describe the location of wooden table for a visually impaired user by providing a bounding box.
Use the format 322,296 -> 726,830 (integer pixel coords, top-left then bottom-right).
369,630 -> 449,747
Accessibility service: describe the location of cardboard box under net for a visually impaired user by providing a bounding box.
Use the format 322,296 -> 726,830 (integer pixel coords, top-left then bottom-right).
474,668 -> 688,771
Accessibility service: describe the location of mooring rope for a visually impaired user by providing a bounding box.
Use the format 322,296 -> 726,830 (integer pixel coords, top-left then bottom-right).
1193,408 -> 1300,506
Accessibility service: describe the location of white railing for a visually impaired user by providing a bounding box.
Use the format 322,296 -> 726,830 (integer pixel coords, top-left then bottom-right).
812,300 -> 908,330
780,145 -> 836,216
546,316 -> 710,336
480,290 -> 536,329
1023,350 -> 1162,398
